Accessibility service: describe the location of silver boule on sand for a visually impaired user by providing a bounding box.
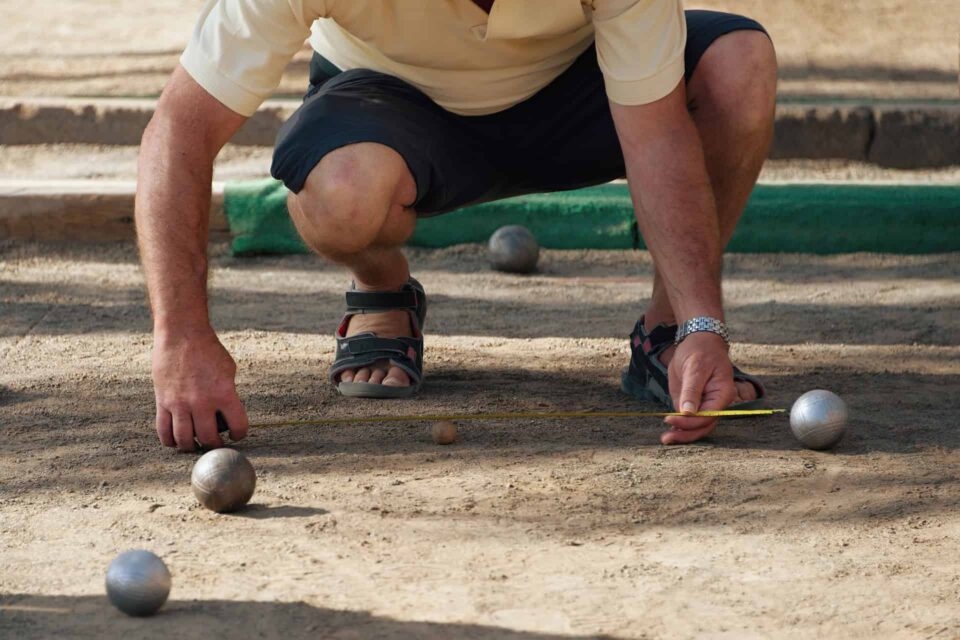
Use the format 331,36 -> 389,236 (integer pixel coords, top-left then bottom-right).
488,225 -> 540,274
789,389 -> 849,450
191,448 -> 257,513
105,549 -> 172,617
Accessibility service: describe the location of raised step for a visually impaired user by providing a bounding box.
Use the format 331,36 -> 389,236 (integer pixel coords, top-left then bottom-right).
2,97 -> 958,168
0,180 -> 227,242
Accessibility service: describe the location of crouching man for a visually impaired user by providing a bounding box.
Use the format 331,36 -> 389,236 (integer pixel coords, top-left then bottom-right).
136,1 -> 777,450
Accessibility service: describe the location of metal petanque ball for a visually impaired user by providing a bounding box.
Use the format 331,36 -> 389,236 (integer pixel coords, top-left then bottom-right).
488,225 -> 540,274
191,448 -> 257,513
105,549 -> 171,617
789,389 -> 849,450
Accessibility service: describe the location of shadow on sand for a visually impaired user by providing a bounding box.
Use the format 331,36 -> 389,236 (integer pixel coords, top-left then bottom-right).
0,593 -> 619,640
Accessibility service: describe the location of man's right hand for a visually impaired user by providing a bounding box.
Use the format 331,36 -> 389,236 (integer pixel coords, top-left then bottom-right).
661,331 -> 737,445
152,327 -> 249,451
135,66 -> 250,451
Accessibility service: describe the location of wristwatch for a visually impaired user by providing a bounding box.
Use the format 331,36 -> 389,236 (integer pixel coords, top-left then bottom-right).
674,316 -> 729,345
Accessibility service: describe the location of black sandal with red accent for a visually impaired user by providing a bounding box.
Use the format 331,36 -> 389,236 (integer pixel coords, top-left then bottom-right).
330,278 -> 427,399
621,317 -> 766,411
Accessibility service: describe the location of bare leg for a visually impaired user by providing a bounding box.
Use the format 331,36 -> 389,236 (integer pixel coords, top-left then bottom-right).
641,30 -> 778,401
288,142 -> 419,388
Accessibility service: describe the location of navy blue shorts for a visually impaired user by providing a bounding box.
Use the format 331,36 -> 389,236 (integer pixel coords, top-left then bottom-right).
271,10 -> 767,215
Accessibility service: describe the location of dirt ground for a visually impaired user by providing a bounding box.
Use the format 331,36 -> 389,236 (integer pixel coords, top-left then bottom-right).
1,0 -> 957,101
1,242 -> 959,639
2,1 -> 959,637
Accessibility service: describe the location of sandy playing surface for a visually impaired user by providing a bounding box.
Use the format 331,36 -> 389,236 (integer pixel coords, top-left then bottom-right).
1,242 -> 959,639
2,1 -> 959,636
1,0 -> 957,101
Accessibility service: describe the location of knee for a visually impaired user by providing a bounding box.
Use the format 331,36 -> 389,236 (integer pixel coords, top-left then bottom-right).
692,30 -> 778,133
289,154 -> 387,255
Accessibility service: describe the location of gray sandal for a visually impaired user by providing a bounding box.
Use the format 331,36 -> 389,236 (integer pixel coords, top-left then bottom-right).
330,278 -> 427,399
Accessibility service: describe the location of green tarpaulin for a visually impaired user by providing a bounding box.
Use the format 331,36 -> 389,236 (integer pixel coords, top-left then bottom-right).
225,179 -> 960,255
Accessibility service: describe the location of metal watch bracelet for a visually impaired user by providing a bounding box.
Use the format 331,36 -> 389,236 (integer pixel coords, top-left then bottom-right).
674,316 -> 729,345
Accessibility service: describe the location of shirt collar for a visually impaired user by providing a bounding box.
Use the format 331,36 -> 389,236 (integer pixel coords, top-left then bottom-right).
474,0 -> 588,40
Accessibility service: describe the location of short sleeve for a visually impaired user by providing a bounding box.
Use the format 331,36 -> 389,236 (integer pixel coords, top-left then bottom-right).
592,0 -> 686,106
180,0 -> 325,116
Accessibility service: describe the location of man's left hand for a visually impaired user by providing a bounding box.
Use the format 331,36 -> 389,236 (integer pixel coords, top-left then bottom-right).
661,332 -> 737,445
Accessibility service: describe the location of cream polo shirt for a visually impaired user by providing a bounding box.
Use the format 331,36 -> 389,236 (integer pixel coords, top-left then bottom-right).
181,0 -> 686,117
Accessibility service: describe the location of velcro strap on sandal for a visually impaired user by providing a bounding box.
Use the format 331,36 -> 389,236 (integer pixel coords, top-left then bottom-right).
345,289 -> 418,314
338,336 -> 411,357
330,334 -> 423,385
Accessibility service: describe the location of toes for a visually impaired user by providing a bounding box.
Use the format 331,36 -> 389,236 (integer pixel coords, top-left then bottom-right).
342,364 -> 404,386
382,366 -> 411,388
734,380 -> 758,403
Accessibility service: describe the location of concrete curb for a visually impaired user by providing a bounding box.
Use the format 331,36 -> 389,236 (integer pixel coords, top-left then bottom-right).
868,106 -> 960,168
770,105 -> 874,161
0,180 -> 227,242
2,97 -> 958,168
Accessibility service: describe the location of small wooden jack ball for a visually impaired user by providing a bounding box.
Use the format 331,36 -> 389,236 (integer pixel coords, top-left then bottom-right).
430,421 -> 458,445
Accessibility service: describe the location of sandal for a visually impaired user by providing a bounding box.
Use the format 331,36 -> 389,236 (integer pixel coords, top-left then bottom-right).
620,316 -> 766,411
330,277 -> 427,399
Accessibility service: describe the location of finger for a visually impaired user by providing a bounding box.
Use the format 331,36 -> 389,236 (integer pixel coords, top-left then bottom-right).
156,406 -> 175,447
661,421 -> 717,445
193,408 -> 222,450
676,365 -> 709,416
171,409 -> 196,452
219,401 -> 249,441
664,414 -> 719,431
369,369 -> 386,385
664,377 -> 732,431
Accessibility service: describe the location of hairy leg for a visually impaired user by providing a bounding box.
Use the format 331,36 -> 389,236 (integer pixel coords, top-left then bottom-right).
642,30 -> 778,401
288,142 -> 419,387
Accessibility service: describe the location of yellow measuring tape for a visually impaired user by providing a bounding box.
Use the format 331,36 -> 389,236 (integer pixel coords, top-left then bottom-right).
252,408 -> 784,429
